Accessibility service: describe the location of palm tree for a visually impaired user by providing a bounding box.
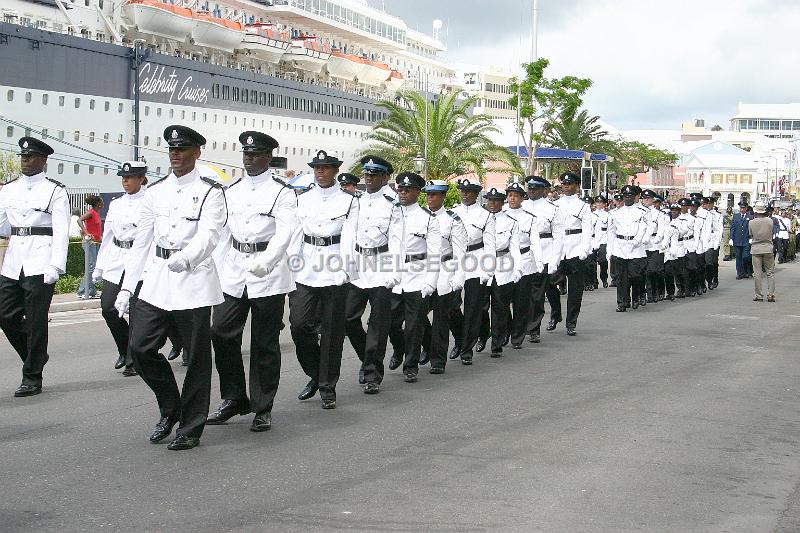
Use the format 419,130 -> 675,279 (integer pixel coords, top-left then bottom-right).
354,91 -> 522,181
541,108 -> 611,154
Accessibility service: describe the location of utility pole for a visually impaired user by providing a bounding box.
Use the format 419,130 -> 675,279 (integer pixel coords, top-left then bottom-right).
532,0 -> 539,62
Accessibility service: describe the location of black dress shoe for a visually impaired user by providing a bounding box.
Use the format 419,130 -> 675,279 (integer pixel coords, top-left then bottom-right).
602,280 -> 608,288
149,415 -> 179,443
404,370 -> 418,383
429,366 -> 445,374
419,350 -> 430,366
676,291 -> 685,298
616,306 -> 626,312
388,352 -> 403,370
502,334 -> 510,347
528,334 -> 541,344
298,380 -> 318,401
609,281 -> 617,287
321,399 -> 336,409
122,366 -> 138,377
460,351 -> 473,365
363,382 -> 380,394
546,319 -> 559,331
167,435 -> 199,450
666,294 -> 675,301
14,384 -> 41,397
250,411 -> 272,432
114,354 -> 126,370
639,297 -> 646,307
490,350 -> 502,358
475,338 -> 486,353
207,399 -> 250,425
566,326 -> 576,336
448,346 -> 461,360
167,346 -> 182,361
512,343 -> 522,349
358,368 -> 365,385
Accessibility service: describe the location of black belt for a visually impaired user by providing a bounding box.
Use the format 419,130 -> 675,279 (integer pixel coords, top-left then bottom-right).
616,235 -> 635,241
651,232 -> 657,237
11,226 -> 52,236
466,241 -> 484,252
304,234 -> 341,246
232,237 -> 269,253
355,243 -> 389,256
441,254 -> 453,262
113,237 -> 134,249
520,246 -> 531,254
155,245 -> 181,259
539,232 -> 553,239
678,237 -> 686,242
685,234 -> 694,240
565,229 -> 582,235
405,253 -> 427,263
496,247 -> 510,257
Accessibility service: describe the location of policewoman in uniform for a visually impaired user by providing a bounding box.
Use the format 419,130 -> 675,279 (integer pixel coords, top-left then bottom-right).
592,195 -> 609,288
115,125 -> 228,450
289,150 -> 359,409
343,156 -> 402,394
0,137 -> 69,397
206,131 -> 296,432
93,161 -> 148,377
608,185 -> 648,311
337,172 -> 361,195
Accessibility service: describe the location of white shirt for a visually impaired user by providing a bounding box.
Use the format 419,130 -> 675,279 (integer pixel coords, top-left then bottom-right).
95,188 -> 146,285
523,197 -> 564,273
393,202 -> 440,293
290,182 -> 359,288
678,213 -> 697,253
492,210 -> 523,286
664,216 -> 686,260
0,172 -> 70,279
643,204 -> 667,252
608,204 -> 648,259
122,168 -> 227,310
216,170 -> 297,298
506,205 -> 543,275
554,194 -> 592,261
592,208 -> 609,248
694,208 -> 714,253
352,185 -> 403,290
452,201 -> 496,281
431,206 -> 467,295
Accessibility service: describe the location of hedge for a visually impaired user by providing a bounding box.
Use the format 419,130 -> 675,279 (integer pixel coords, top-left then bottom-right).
66,238 -> 86,277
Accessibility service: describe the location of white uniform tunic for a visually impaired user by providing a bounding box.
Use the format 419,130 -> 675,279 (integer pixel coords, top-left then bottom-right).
0,172 -> 70,278
664,217 -> 686,261
592,208 -> 609,249
291,182 -> 359,287
122,168 -> 227,310
393,202 -> 440,294
431,206 -> 467,295
352,185 -> 403,290
491,211 -> 523,286
523,197 -> 564,273
217,170 -> 297,298
95,188 -> 146,285
678,213 -> 697,254
644,204 -> 667,252
694,208 -> 713,253
452,202 -> 496,281
506,206 -> 544,275
554,194 -> 592,261
608,204 -> 648,259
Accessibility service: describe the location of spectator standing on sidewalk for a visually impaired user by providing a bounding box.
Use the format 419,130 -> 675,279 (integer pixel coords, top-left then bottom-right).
722,206 -> 733,261
749,201 -> 776,302
77,195 -> 103,299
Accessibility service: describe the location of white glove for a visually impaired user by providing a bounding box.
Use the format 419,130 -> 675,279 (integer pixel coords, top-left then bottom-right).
448,280 -> 464,293
91,269 -> 103,283
512,270 -> 522,284
420,284 -> 435,298
167,252 -> 190,273
384,276 -> 400,289
43,267 -> 59,285
114,290 -> 131,317
728,239 -> 733,246
480,273 -> 492,286
247,259 -> 273,278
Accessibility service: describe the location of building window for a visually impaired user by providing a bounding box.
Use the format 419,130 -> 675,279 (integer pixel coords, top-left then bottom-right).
58,130 -> 64,140
118,134 -> 123,143
59,95 -> 65,106
42,93 -> 49,105
57,163 -> 64,174
89,132 -> 95,142
223,142 -> 227,151
169,109 -> 174,118
741,174 -> 753,184
6,90 -> 13,101
89,99 -> 95,110
5,126 -> 13,137
212,141 -> 217,150
143,136 -> 149,146
105,101 -> 110,111
25,92 -> 32,103
89,165 -> 95,175
232,143 -> 237,151
144,106 -> 149,116
103,133 -> 109,143
181,110 -> 186,119
726,174 -> 736,184
118,103 -> 123,113
157,107 -> 162,117
74,130 -> 80,141
74,97 -> 81,108
711,173 -> 722,184
74,164 -> 80,174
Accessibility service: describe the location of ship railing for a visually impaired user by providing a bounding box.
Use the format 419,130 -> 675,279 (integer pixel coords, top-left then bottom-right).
67,187 -> 101,212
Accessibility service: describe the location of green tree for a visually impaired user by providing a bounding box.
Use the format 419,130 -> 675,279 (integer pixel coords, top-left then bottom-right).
508,58 -> 593,175
0,150 -> 20,184
355,91 -> 522,181
711,124 -> 723,131
606,140 -> 678,188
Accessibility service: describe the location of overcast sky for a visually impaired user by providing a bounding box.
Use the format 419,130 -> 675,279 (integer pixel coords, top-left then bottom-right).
376,0 -> 799,132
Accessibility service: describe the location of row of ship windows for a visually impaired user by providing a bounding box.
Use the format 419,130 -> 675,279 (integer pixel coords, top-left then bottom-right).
480,99 -> 512,111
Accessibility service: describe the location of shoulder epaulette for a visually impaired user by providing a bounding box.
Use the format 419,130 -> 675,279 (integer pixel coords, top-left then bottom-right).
421,206 -> 433,215
354,191 -> 363,198
546,199 -> 556,206
201,176 -> 224,189
45,177 -> 65,188
110,194 -> 124,203
505,213 -> 517,222
272,176 -> 287,187
3,177 -> 18,185
341,188 -> 356,197
383,194 -> 395,203
227,178 -> 243,189
446,209 -> 461,221
147,177 -> 168,188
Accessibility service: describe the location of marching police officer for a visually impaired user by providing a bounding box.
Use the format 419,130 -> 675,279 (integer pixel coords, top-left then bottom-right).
452,178 -> 495,365
523,176 -> 563,343
389,172 -> 440,382
206,131 -> 296,432
664,203 -> 686,300
551,172 -> 592,336
93,161 -> 148,377
0,137 -> 69,397
115,125 -> 228,450
337,172 -> 361,196
678,197 -> 699,297
583,195 -> 597,291
592,195 -> 610,288
344,156 -> 402,394
289,150 -> 359,409
608,185 -> 648,311
422,179 -> 467,373
641,189 -> 667,303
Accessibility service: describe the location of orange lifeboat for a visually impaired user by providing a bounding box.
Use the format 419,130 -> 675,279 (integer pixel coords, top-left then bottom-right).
241,23 -> 291,62
358,58 -> 391,86
192,12 -> 244,52
327,49 -> 365,80
124,0 -> 194,41
283,35 -> 331,73
386,70 -> 405,91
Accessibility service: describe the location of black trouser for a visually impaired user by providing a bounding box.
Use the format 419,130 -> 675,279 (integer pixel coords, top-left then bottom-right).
100,277 -> 132,364
166,316 -> 184,353
545,272 -> 562,322
704,248 -> 718,285
289,283 -> 348,401
423,290 -> 462,369
672,255 -> 688,295
344,284 -> 392,384
596,244 -> 608,284
615,257 -> 645,307
527,270 -> 549,336
461,278 -> 490,354
490,280 -> 514,352
547,257 -> 584,328
645,250 -> 664,300
694,251 -> 707,293
584,251 -> 598,288
129,300 -> 212,439
0,272 -> 55,387
211,290 -> 285,414
510,273 -> 533,346
609,255 -> 618,284
664,258 -> 680,296
390,291 -> 427,372
685,252 -> 697,294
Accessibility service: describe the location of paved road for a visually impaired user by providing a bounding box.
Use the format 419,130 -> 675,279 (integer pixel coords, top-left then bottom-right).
2,262 -> 800,532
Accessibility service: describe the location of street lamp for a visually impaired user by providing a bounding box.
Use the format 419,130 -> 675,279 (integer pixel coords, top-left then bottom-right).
760,155 -> 779,199
413,153 -> 426,175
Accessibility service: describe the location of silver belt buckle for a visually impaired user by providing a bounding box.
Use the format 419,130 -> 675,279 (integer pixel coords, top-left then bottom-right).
314,236 -> 325,246
17,227 -> 29,236
242,243 -> 252,253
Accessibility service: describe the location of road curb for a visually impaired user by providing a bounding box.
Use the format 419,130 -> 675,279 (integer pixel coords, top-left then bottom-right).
50,299 -> 102,313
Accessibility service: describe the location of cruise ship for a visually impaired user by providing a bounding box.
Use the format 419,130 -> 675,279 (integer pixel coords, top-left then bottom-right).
0,0 -> 455,193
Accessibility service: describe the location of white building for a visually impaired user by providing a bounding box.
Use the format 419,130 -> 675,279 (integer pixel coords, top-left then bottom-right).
730,103 -> 800,139
683,141 -> 760,205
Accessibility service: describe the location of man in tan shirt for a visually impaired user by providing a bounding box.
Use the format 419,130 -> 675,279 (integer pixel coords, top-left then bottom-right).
748,202 -> 776,302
